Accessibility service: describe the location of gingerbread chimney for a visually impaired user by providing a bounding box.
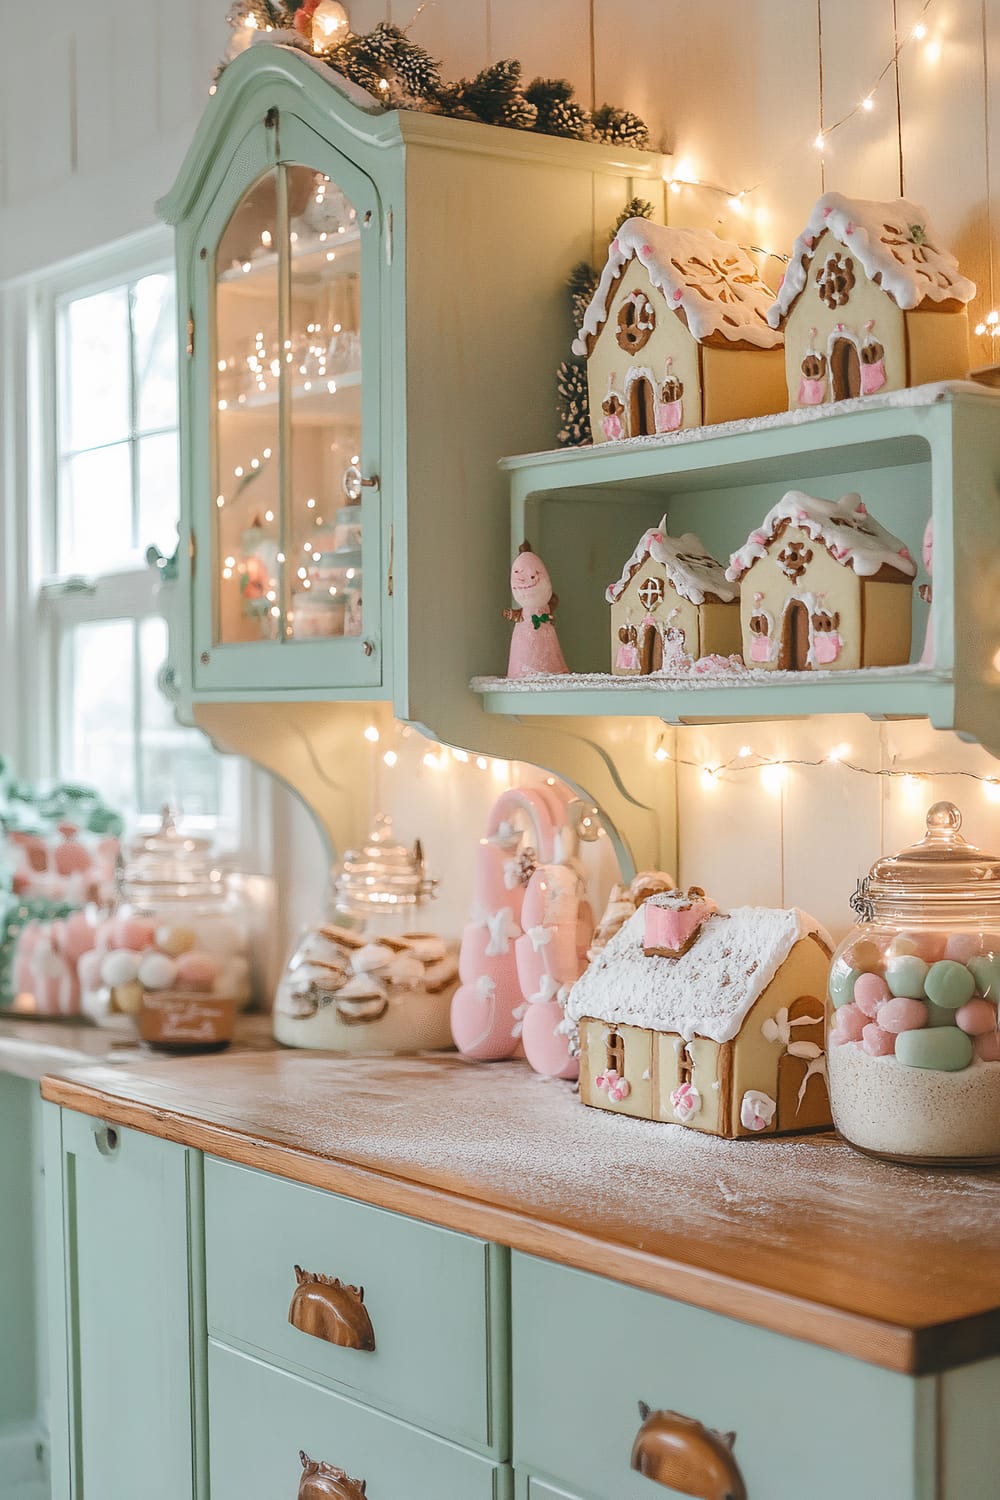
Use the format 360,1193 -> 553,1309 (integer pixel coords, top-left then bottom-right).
643,887 -> 717,959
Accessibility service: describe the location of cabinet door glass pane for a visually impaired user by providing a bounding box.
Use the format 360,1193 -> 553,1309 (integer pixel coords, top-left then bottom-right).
285,165 -> 364,643
213,170 -> 282,644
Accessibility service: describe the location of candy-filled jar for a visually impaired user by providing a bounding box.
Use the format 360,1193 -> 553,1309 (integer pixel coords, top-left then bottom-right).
828,802 -> 1000,1164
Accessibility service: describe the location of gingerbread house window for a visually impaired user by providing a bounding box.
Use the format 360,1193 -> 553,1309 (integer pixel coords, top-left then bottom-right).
606,1031 -> 625,1075
678,1043 -> 694,1087
638,576 -> 665,610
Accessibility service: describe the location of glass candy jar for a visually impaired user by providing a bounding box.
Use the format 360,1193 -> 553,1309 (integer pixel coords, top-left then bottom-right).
274,815 -> 458,1054
828,801 -> 1000,1165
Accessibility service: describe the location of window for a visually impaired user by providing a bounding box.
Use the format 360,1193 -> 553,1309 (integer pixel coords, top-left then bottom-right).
606,1031 -> 625,1075
678,1043 -> 694,1088
23,238 -> 245,844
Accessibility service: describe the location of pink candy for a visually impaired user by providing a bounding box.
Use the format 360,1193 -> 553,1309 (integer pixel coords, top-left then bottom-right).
832,1003 -> 866,1044
876,996 -> 928,1034
944,932 -> 982,964
114,916 -> 158,951
175,951 -> 219,992
853,972 -> 891,1018
862,1023 -> 895,1057
974,1031 -> 1000,1062
955,997 -> 999,1036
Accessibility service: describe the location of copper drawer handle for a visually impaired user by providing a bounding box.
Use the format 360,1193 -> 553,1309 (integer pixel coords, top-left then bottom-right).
288,1267 -> 375,1351
298,1450 -> 367,1498
631,1402 -> 747,1499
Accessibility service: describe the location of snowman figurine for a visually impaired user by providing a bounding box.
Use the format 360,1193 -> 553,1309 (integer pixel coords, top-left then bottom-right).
503,541 -> 569,678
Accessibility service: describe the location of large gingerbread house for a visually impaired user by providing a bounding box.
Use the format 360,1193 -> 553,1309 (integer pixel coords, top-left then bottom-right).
573,219 -> 785,440
726,489 -> 916,672
566,892 -> 833,1138
768,192 -> 975,409
606,519 -> 739,674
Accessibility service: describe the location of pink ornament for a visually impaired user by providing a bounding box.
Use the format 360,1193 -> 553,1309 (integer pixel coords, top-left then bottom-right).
521,999 -> 578,1080
876,996 -> 928,1034
831,1002 -> 866,1044
861,1023 -> 895,1056
955,997 -> 998,1036
853,972 -> 891,1018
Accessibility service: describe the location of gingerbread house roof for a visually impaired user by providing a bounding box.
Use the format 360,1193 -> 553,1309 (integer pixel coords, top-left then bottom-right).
566,903 -> 829,1043
725,490 -> 917,583
572,219 -> 783,357
767,192 -> 976,327
606,519 -> 738,606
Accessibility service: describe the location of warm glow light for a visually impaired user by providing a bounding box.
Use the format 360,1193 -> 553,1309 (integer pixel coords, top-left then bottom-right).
491,760 -> 508,782
364,725 -> 380,743
423,752 -> 443,770
828,742 -> 851,762
476,756 -> 488,771
925,37 -> 941,64
738,745 -> 753,759
265,509 -> 274,522
813,132 -> 826,151
672,157 -> 699,184
912,21 -> 927,39
700,766 -> 717,790
224,555 -> 236,568
654,746 -> 670,762
861,95 -> 874,111
761,764 -> 785,796
452,748 -> 469,763
383,750 -> 398,767
993,646 -> 1000,674
985,779 -> 1000,804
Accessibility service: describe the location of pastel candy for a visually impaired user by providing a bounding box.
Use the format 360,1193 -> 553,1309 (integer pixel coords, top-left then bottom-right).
861,1023 -> 895,1057
876,997 -> 928,1034
114,916 -> 158,951
100,949 -> 141,987
974,1031 -> 1000,1062
112,979 -> 144,1016
137,951 -> 178,991
829,965 -> 860,1009
887,931 -> 944,963
968,955 -> 1000,1001
923,960 -> 975,1010
944,932 -> 982,965
885,955 -> 928,1000
174,951 -> 219,992
886,934 -> 920,958
955,997 -> 999,1036
895,1025 -> 974,1071
843,938 -> 883,971
156,924 -> 196,958
853,972 -> 891,1018
925,999 -> 958,1027
831,1003 -> 866,1045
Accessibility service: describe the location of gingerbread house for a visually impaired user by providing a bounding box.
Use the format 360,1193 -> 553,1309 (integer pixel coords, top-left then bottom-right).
726,489 -> 916,672
566,891 -> 833,1138
606,519 -> 739,674
768,192 -> 975,409
572,219 -> 786,441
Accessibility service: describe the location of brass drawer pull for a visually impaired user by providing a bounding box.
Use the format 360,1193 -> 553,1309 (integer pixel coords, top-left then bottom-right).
298,1450 -> 367,1498
288,1267 -> 375,1351
631,1402 -> 747,1499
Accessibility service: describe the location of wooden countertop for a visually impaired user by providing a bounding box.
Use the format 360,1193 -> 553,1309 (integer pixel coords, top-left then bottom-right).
40,1049 -> 1000,1378
0,1014 -> 275,1081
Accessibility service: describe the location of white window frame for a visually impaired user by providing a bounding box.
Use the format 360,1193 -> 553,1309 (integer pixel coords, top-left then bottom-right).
2,228 -> 271,863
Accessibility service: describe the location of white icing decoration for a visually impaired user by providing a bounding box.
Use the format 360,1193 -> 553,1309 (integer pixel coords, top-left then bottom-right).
608,517 -> 737,607
768,192 -> 976,326
525,925 -> 552,952
741,1090 -> 777,1132
566,905 -> 830,1045
574,219 -> 783,354
529,975 -> 561,1005
761,1006 -> 823,1047
796,1052 -> 828,1113
787,1039 -> 824,1060
641,1068 -> 652,1081
727,490 -> 916,583
484,908 -> 520,957
670,1081 -> 702,1123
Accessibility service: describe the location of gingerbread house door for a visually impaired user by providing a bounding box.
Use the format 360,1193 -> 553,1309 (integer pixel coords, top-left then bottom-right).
780,600 -> 810,670
640,623 -> 663,673
776,995 -> 827,1130
830,337 -> 861,401
628,376 -> 656,436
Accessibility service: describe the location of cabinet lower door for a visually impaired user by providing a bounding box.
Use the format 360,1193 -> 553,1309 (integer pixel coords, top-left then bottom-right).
44,1106 -> 205,1500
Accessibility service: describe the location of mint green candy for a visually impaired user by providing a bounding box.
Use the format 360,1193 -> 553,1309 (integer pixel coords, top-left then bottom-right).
895,1025 -> 974,1071
886,955 -> 929,1000
829,966 -> 860,1008
924,999 -> 958,1027
968,955 -> 1000,1000
923,960 -> 976,1010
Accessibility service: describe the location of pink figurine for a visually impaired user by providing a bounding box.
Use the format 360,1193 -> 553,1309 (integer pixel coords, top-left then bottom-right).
919,517 -> 934,666
797,331 -> 828,405
860,322 -> 887,395
504,542 -> 569,678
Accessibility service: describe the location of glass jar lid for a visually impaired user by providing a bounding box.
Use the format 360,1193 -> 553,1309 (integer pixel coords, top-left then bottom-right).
121,805 -> 225,903
858,801 -> 1000,921
334,814 -> 437,919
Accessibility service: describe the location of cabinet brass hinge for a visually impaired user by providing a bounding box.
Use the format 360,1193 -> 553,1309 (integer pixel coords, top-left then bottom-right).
387,523 -> 394,598
186,307 -> 195,358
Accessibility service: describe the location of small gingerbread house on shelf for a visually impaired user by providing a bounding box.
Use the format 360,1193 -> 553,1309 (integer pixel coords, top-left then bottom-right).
565,891 -> 833,1138
768,192 -> 975,409
726,489 -> 916,672
606,519 -> 739,674
572,219 -> 785,441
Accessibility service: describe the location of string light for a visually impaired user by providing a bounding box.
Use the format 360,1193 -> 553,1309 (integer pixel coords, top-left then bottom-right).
364,725 -> 380,743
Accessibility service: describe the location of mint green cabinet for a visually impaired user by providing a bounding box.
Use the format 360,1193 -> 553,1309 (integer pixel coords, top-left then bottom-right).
0,1076 -> 47,1500
43,1108 -> 207,1500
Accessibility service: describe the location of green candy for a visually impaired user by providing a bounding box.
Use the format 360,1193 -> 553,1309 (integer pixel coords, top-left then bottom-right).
923,960 -> 976,1011
968,955 -> 1000,1001
886,955 -> 929,1000
924,999 -> 959,1027
895,1026 -> 974,1072
829,966 -> 860,1009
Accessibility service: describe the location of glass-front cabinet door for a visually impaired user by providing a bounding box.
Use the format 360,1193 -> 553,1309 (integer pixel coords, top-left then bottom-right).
191,115 -> 382,694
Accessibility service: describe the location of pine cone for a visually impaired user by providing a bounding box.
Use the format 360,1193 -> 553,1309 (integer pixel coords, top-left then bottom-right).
614,197 -> 655,232
498,93 -> 538,129
556,360 -> 591,447
361,20 -> 405,63
525,76 -> 575,106
592,105 -> 650,149
392,40 -> 442,99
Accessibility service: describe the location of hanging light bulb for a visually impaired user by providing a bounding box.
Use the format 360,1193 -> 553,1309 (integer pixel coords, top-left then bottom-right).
310,0 -> 350,50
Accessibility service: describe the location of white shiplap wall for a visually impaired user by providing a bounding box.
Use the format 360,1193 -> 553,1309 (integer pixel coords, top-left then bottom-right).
4,0 -> 1000,946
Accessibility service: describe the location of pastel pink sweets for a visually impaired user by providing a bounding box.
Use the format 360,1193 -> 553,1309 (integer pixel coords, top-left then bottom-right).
861,1022 -> 895,1056
853,971 -> 890,1018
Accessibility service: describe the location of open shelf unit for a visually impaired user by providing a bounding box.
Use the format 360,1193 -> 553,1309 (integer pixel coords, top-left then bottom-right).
474,383 -> 1000,755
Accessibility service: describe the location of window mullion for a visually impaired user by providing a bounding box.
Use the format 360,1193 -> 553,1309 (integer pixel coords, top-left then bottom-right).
132,617 -> 145,816
127,280 -> 140,553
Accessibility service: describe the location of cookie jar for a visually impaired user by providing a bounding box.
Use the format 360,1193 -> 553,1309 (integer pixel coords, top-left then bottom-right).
273,815 -> 458,1054
827,801 -> 1000,1164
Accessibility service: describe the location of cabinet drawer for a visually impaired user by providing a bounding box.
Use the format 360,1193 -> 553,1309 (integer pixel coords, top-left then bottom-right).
512,1254 -> 934,1500
205,1158 -> 508,1453
208,1340 -> 509,1500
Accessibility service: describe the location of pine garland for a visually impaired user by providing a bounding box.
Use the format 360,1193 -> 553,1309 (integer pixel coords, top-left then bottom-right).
524,77 -> 591,139
612,197 -> 655,236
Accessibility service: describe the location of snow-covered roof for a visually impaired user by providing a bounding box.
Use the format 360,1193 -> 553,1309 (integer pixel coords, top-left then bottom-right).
768,192 -> 976,326
565,903 -> 829,1044
573,219 -> 783,356
726,490 -> 917,583
607,519 -> 737,606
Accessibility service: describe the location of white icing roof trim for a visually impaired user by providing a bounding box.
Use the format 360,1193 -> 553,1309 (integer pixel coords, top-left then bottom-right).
607,519 -> 738,606
726,489 -> 917,583
768,192 -> 976,325
573,219 -> 783,355
566,904 -> 829,1043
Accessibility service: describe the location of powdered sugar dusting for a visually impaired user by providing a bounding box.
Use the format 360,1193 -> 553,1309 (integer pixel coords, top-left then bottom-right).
726,489 -> 916,583
471,661 -> 932,694
565,905 -> 828,1043
606,519 -> 737,606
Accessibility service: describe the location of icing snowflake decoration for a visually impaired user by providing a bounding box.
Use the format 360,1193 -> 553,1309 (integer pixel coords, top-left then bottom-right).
483,907 -> 520,956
